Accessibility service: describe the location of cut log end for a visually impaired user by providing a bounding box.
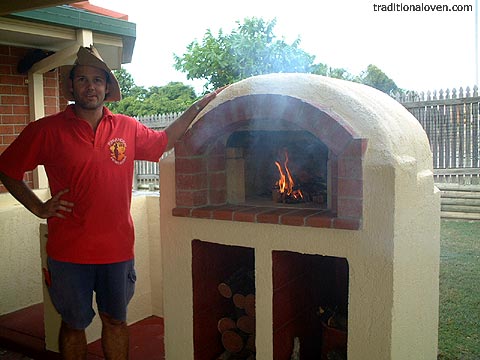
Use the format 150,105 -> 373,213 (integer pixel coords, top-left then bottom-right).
218,282 -> 233,298
236,315 -> 255,334
244,294 -> 256,317
221,329 -> 246,353
218,317 -> 237,333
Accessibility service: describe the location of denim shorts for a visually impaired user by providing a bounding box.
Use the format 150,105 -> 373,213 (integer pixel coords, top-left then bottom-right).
46,257 -> 136,330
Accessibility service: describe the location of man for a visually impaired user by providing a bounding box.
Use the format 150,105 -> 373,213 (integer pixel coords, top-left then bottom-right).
0,46 -> 222,360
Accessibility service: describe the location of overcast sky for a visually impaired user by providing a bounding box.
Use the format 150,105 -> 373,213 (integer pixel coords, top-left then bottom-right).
92,0 -> 478,94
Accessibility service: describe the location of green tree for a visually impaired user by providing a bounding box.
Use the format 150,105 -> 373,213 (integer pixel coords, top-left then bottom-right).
357,64 -> 399,94
173,17 -> 316,91
113,68 -> 136,97
107,19 -> 402,118
311,63 -> 355,81
136,82 -> 197,115
106,67 -> 197,116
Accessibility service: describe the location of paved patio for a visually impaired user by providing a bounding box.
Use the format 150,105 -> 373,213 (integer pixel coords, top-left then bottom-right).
0,304 -> 164,359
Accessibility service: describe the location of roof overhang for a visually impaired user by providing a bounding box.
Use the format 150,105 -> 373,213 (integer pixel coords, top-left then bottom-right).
0,4 -> 136,70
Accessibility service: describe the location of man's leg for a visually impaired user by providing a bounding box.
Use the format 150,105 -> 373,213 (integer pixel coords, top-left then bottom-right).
59,321 -> 87,360
46,258 -> 95,360
100,312 -> 129,360
95,260 -> 135,360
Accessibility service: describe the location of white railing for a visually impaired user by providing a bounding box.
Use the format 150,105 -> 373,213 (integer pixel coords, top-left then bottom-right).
133,114 -> 177,191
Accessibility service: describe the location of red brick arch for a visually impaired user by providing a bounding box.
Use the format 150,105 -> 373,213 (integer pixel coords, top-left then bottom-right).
173,94 -> 367,230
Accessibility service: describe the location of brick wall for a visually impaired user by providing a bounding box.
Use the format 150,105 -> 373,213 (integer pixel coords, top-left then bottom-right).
0,45 -> 61,192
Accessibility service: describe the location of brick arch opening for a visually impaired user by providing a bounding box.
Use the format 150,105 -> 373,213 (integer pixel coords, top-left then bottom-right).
173,94 -> 367,230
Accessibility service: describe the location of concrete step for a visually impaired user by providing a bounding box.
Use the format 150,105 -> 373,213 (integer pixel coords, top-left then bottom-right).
440,211 -> 480,221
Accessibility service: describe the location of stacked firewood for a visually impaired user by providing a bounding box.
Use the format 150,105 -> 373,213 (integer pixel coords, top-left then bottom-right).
216,268 -> 256,360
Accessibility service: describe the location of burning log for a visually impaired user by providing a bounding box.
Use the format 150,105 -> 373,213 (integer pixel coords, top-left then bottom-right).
299,175 -> 327,204
271,148 -> 327,205
273,149 -> 305,203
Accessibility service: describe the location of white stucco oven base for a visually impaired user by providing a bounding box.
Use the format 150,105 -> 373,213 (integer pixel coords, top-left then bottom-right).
160,74 -> 441,360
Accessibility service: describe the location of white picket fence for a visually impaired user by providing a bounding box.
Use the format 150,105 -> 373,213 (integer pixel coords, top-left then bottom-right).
133,114 -> 177,191
393,86 -> 480,180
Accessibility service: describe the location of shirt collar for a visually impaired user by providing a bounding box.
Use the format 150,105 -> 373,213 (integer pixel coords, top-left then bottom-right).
64,104 -> 114,122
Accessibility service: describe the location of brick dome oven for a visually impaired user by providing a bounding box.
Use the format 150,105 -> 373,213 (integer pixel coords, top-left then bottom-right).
159,73 -> 440,359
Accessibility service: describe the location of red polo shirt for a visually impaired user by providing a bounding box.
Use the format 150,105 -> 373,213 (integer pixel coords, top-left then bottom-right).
0,105 -> 168,264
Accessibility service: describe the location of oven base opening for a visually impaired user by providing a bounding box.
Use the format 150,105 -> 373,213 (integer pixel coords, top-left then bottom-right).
191,240 -> 349,359
273,251 -> 349,360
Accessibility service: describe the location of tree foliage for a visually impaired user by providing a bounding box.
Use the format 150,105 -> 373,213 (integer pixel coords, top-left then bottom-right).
174,17 -> 400,95
113,68 -> 136,97
106,72 -> 197,116
311,63 -> 355,82
107,17 -> 401,117
357,64 -> 399,94
312,63 -> 399,94
173,17 -> 315,91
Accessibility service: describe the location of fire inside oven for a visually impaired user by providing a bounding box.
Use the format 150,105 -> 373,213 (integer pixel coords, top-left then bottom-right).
226,130 -> 329,208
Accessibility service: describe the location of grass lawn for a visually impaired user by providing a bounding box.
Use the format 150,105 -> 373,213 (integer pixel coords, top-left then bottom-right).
437,219 -> 480,359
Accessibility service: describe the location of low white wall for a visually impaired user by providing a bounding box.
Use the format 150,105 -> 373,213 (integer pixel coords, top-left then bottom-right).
0,189 -> 49,315
0,190 -> 163,348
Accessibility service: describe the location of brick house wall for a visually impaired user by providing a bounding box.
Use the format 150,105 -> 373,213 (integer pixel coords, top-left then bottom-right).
0,45 -> 62,193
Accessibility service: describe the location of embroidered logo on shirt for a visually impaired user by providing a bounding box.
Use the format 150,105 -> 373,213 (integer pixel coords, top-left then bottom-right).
108,138 -> 127,165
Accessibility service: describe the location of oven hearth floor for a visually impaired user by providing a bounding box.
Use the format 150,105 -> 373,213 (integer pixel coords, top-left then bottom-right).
173,203 -> 361,230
